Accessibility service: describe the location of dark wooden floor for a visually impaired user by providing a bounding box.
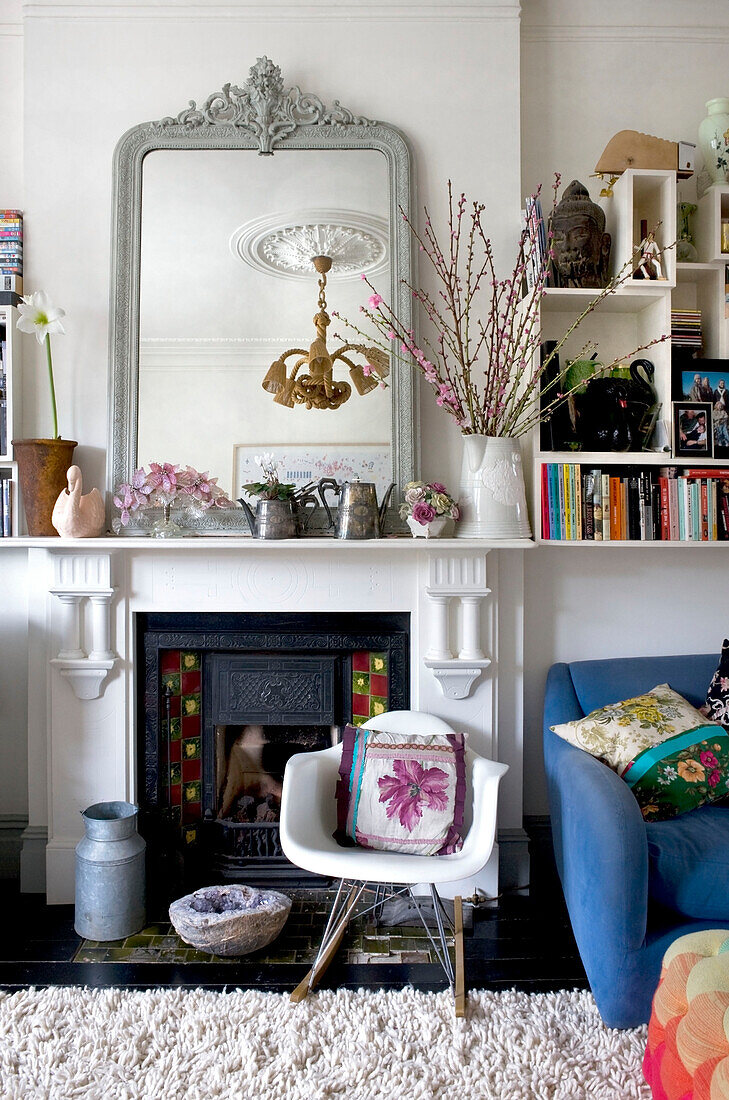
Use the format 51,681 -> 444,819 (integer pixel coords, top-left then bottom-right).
0,823 -> 588,995
0,889 -> 586,995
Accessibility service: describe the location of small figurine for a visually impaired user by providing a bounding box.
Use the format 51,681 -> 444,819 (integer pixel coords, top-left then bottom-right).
52,465 -> 106,538
634,233 -> 664,280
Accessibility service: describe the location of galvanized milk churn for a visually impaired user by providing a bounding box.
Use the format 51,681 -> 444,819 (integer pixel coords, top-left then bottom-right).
74,801 -> 146,940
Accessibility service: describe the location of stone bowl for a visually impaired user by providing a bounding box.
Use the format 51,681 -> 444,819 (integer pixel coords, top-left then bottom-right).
169,884 -> 292,957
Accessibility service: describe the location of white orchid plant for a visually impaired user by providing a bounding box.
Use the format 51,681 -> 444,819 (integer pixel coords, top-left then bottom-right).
16,291 -> 66,440
242,453 -> 296,501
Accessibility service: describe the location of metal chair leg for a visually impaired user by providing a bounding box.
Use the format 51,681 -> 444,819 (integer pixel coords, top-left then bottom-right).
290,882 -> 365,1004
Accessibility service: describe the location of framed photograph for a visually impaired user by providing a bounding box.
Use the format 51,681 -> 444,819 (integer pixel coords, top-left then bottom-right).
233,444 -> 393,503
672,360 -> 729,458
672,401 -> 713,459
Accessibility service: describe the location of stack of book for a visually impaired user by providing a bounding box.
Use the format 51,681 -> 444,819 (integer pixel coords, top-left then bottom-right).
0,331 -> 6,455
522,195 -> 547,292
0,475 -> 12,536
541,462 -> 729,541
671,308 -> 702,351
0,210 -> 23,306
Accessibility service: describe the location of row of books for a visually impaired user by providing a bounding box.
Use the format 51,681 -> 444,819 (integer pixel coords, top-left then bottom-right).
0,211 -> 22,281
0,477 -> 12,537
671,308 -> 702,349
540,463 -> 729,541
522,195 -> 547,292
0,332 -> 6,456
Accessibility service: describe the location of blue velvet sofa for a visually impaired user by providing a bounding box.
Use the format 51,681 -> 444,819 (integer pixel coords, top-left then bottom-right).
544,653 -> 729,1029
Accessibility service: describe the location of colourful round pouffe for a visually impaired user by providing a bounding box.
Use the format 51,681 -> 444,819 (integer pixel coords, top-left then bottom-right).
644,930 -> 729,1099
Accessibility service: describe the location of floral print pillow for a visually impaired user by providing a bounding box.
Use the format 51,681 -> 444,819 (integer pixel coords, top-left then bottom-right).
702,639 -> 729,727
551,684 -> 728,821
623,730 -> 729,820
335,725 -> 466,855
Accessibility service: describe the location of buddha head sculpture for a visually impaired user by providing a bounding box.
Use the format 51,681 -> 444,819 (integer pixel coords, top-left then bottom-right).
551,179 -> 612,289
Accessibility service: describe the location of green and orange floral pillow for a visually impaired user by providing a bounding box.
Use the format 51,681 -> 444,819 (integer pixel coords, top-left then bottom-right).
551,684 -> 729,821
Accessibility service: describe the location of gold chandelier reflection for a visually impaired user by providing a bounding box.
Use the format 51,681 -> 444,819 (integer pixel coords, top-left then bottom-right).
261,255 -> 389,410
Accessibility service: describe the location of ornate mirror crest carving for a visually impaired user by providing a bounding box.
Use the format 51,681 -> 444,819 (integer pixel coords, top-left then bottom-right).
153,56 -> 376,153
107,57 -> 416,533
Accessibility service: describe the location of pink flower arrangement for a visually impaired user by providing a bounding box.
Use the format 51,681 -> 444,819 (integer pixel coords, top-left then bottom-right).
399,480 -> 459,525
113,463 -> 233,526
338,179 -> 668,438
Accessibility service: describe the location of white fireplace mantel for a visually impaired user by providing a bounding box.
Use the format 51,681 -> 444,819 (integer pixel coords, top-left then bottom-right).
12,536 -> 531,904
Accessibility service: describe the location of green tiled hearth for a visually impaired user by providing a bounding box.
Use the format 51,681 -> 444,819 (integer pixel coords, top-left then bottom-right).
73,890 -> 450,967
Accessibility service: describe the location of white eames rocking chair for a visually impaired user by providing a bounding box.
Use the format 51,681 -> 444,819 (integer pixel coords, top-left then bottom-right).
279,710 -> 508,1016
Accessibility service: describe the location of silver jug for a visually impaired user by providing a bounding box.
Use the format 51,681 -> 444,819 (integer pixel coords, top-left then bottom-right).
319,477 -> 395,539
237,491 -> 320,539
74,800 -> 146,941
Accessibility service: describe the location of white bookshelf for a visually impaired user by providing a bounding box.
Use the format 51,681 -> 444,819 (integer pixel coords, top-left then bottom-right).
534,172 -> 729,546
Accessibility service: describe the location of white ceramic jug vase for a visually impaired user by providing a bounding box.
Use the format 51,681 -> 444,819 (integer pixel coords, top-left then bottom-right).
456,434 -> 532,539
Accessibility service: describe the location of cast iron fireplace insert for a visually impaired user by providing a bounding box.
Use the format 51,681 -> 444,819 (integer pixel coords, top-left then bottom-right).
137,612 -> 409,896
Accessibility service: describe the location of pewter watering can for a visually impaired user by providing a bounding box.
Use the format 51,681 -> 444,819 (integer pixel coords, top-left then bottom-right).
319,477 -> 395,539
237,487 -> 320,539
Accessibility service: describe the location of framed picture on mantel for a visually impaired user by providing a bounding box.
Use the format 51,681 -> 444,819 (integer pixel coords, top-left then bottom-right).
233,444 -> 392,503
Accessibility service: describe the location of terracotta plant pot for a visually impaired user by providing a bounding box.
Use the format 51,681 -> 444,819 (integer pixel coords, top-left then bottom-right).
12,438 -> 78,536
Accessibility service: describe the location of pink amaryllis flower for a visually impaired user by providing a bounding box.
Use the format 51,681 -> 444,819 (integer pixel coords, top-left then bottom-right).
377,759 -> 449,831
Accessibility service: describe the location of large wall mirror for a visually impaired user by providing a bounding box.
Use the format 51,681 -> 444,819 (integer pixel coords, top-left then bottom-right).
107,58 -> 416,531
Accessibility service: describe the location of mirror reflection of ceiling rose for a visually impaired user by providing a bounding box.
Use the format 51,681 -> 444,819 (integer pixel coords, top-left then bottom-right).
231,210 -> 388,281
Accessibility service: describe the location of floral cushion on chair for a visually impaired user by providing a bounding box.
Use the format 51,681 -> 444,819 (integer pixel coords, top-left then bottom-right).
551,683 -> 729,820
334,724 -> 466,855
701,638 -> 729,726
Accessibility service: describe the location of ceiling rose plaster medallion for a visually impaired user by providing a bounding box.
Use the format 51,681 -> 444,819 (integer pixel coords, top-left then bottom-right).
231,210 -> 389,281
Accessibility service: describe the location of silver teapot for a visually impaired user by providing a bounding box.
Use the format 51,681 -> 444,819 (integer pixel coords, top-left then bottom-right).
319,477 -> 395,539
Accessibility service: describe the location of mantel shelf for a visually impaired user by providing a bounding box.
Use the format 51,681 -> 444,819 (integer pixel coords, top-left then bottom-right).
1,536 -> 535,551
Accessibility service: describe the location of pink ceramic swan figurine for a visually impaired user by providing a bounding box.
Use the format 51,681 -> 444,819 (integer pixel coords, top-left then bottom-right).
52,465 -> 106,538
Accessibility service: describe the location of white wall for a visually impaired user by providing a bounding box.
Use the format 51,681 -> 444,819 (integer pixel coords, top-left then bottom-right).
521,0 -> 729,813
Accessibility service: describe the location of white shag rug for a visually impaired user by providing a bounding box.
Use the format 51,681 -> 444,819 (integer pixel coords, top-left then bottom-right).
0,986 -> 649,1100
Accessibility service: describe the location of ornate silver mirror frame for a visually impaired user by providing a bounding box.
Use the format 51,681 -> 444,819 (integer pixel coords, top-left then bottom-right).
107,56 -> 416,532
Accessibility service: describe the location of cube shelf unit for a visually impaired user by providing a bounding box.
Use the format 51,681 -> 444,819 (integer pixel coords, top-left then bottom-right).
0,305 -> 20,537
534,169 -> 729,545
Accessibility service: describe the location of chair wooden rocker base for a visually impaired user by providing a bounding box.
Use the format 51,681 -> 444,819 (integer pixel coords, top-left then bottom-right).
280,710 -> 508,1022
290,879 -> 466,1018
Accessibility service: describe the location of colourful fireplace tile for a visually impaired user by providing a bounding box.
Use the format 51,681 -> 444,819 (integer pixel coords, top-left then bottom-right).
183,779 -> 201,804
181,693 -> 200,717
182,736 -> 201,761
352,652 -> 370,673
161,671 -> 180,695
370,652 -> 387,676
161,650 -> 181,673
182,759 -> 200,783
181,670 -> 201,694
159,650 -> 203,833
370,696 -> 387,718
353,670 -> 370,695
351,651 -> 389,726
181,715 -> 200,739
